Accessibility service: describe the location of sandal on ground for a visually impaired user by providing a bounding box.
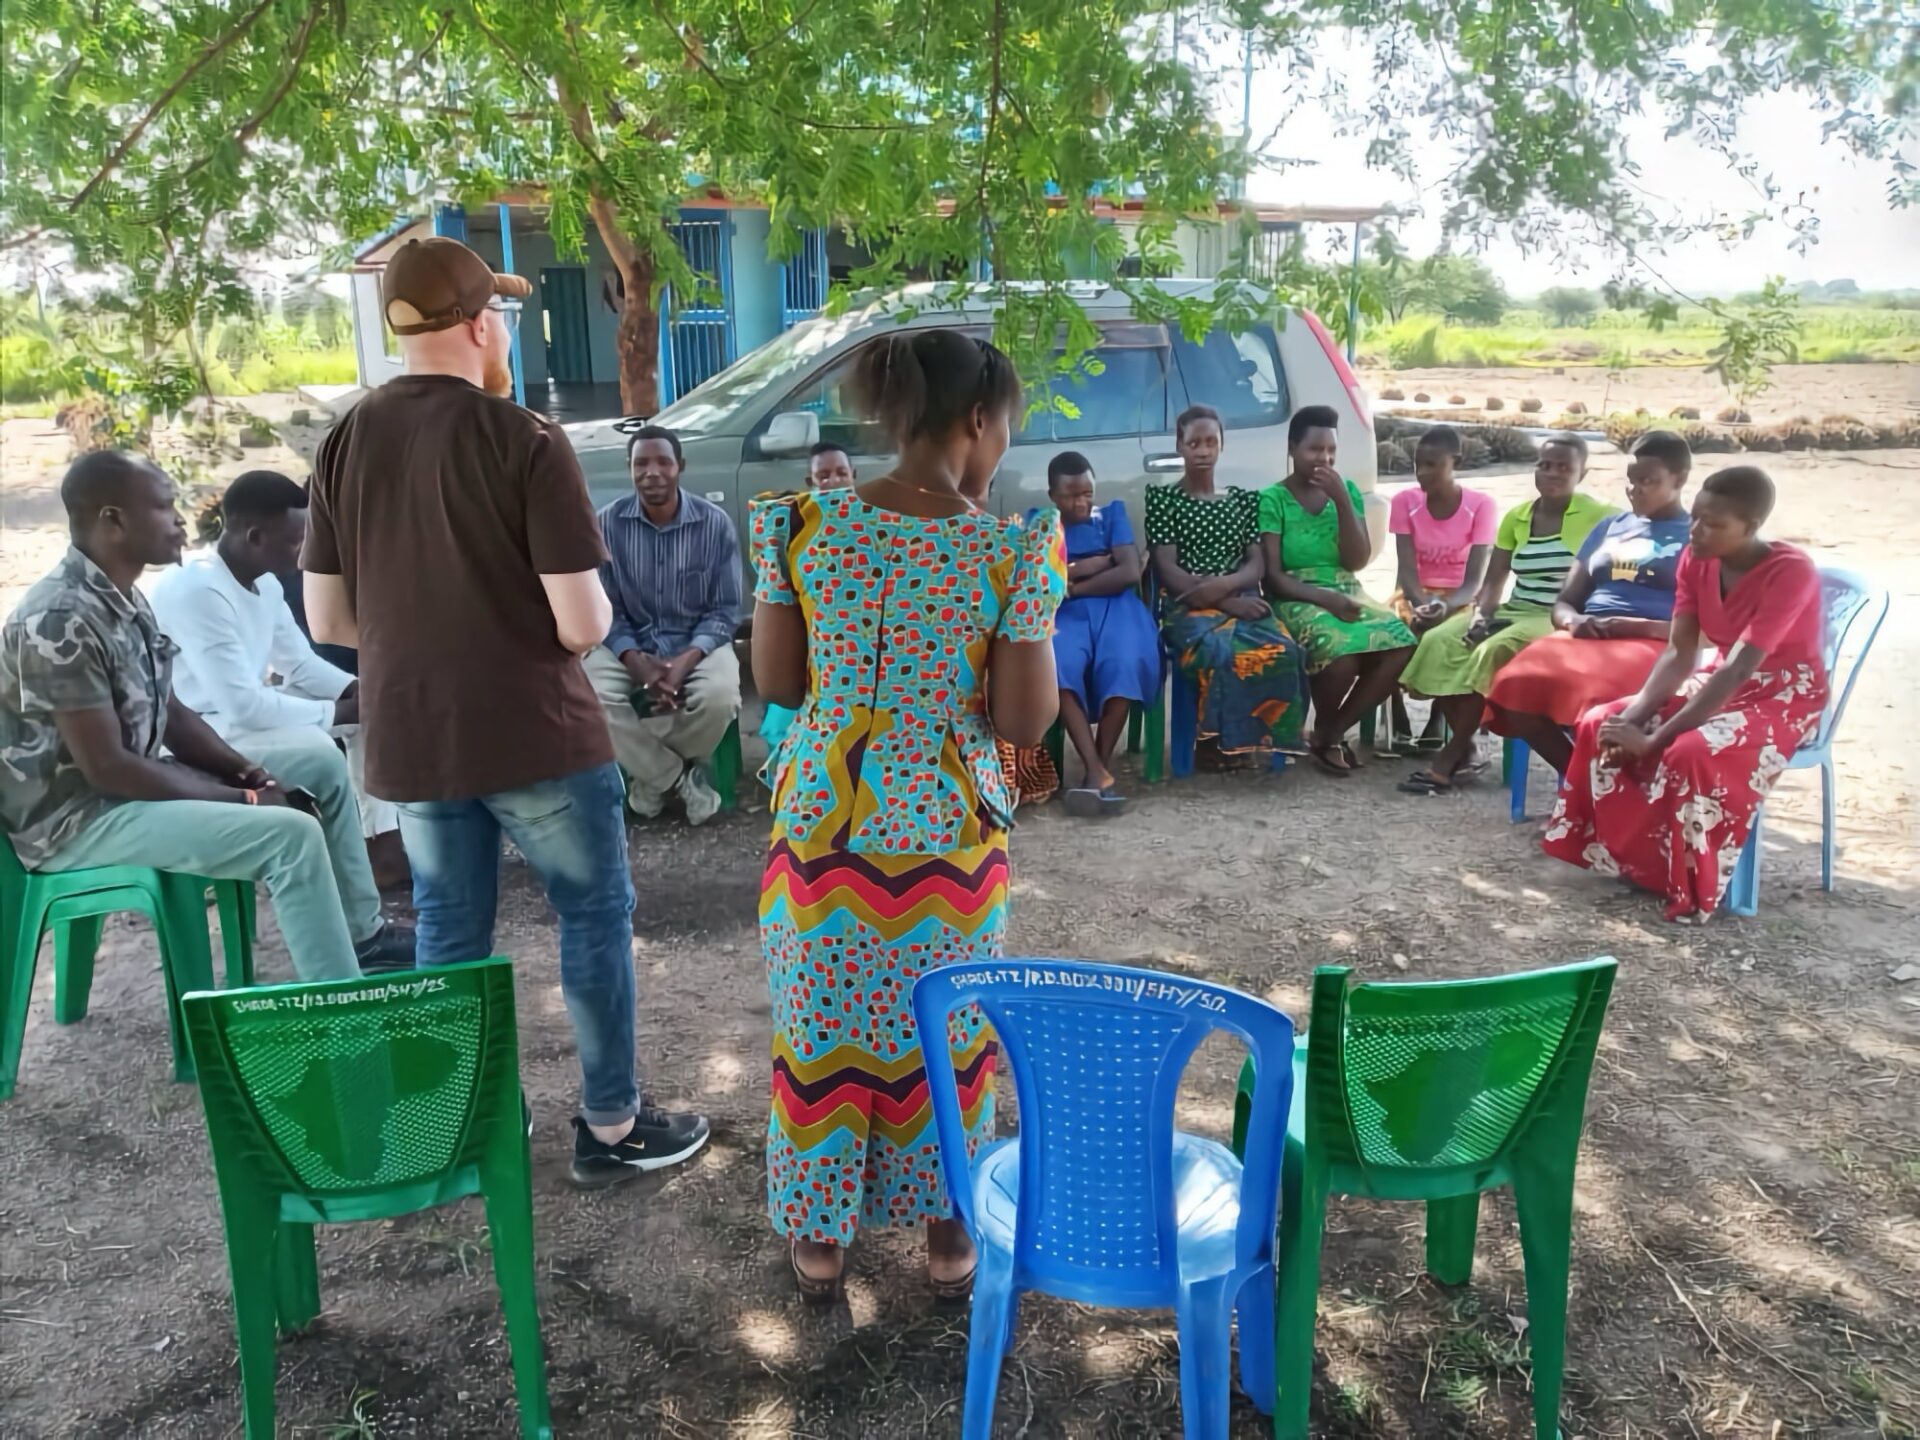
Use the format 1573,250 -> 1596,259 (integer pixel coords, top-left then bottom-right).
928,1259 -> 978,1303
790,1239 -> 845,1305
1097,786 -> 1130,816
1339,741 -> 1363,770
1308,742 -> 1354,778
1062,787 -> 1104,819
1397,768 -> 1458,795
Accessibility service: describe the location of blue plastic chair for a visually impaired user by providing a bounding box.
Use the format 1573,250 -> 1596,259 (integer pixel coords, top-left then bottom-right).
912,959 -> 1296,1438
1507,737 -> 1535,822
1725,566 -> 1888,915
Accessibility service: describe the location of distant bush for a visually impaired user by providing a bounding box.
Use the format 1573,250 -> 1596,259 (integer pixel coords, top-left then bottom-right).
1539,287 -> 1600,327
1387,323 -> 1444,369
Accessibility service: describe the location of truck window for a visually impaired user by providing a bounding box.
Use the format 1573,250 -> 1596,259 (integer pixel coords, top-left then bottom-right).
1170,325 -> 1288,430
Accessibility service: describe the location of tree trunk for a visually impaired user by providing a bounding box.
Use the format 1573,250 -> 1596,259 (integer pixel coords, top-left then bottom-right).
615,250 -> 659,417
557,77 -> 665,417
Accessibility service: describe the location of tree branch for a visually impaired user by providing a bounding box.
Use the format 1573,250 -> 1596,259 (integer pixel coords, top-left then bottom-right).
976,0 -> 1004,258
740,0 -> 826,60
65,0 -> 280,211
175,2 -> 325,186
650,0 -> 729,87
464,1 -> 551,96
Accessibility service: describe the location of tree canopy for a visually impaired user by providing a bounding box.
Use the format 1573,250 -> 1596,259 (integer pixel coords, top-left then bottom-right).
3,0 -> 1913,414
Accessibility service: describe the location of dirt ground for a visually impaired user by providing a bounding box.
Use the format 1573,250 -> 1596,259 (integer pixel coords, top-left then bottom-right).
1361,362 -> 1920,427
1,381 -> 1917,1438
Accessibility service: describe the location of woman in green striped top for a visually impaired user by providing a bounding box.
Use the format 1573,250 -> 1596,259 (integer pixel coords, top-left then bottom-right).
1398,436 -> 1616,793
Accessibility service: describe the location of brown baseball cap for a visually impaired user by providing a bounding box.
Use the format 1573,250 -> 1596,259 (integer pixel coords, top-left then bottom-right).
381,236 -> 533,335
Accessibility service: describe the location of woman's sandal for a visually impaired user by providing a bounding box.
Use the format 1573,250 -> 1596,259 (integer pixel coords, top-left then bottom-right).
790,1239 -> 846,1305
1397,768 -> 1457,795
1062,787 -> 1104,818
1308,741 -> 1354,777
928,1260 -> 978,1303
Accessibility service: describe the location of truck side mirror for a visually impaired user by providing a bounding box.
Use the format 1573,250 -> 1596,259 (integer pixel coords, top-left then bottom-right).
762,411 -> 821,457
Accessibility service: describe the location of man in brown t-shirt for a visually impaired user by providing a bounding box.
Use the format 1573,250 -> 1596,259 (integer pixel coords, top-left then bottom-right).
303,237 -> 708,1187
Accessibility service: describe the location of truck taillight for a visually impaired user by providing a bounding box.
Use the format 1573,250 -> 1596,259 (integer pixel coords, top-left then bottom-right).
1302,310 -> 1372,429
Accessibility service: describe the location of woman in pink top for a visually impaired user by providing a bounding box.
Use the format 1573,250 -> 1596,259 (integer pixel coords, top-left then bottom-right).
1387,427 -> 1498,750
1543,467 -> 1829,921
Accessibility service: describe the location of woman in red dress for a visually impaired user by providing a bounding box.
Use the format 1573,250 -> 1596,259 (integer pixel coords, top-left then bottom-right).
1542,466 -> 1828,921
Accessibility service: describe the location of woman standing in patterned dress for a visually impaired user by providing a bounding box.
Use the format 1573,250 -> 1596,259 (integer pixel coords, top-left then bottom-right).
1144,404 -> 1308,760
750,329 -> 1066,1301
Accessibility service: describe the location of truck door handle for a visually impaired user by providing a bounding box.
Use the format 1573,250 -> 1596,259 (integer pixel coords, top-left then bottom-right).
1144,453 -> 1183,473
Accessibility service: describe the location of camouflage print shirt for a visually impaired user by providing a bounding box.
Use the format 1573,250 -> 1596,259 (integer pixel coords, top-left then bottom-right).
1,547 -> 176,866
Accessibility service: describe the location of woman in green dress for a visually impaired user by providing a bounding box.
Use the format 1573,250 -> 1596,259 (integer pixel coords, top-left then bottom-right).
1145,405 -> 1309,759
1259,405 -> 1416,775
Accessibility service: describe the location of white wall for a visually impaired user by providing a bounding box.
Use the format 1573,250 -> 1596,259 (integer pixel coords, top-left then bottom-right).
350,272 -> 404,388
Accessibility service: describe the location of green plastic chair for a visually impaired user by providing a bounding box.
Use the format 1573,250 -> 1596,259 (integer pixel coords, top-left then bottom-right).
628,695 -> 743,813
1042,699 -> 1162,790
1,841 -> 254,1098
182,956 -> 549,1439
1232,957 -> 1617,1439
710,713 -> 742,811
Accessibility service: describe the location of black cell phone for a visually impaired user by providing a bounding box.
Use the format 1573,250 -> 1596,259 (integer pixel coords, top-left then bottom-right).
284,786 -> 321,817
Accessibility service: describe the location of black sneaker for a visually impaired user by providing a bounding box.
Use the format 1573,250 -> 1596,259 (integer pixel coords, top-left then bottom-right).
355,923 -> 417,974
568,1104 -> 711,1189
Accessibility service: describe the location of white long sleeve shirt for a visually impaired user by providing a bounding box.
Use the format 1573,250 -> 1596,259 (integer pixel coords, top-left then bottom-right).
147,551 -> 353,739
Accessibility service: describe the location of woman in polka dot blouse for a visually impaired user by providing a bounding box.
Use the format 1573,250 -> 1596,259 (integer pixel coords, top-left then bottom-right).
1144,404 -> 1309,758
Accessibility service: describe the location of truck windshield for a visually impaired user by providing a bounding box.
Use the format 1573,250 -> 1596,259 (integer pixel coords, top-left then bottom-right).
655,309 -> 864,435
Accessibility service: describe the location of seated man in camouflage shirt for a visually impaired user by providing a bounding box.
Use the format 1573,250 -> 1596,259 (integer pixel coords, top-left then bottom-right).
0,451 -> 412,980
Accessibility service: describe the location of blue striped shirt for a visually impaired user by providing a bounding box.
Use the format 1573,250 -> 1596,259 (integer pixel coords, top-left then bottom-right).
597,490 -> 742,658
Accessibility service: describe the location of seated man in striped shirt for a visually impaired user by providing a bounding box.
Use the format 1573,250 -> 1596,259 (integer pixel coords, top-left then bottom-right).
583,424 -> 743,825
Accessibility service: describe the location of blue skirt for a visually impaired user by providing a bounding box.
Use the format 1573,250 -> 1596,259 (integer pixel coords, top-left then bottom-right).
1053,591 -> 1161,710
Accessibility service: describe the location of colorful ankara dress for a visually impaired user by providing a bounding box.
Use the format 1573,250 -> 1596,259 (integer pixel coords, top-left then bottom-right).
1257,478 -> 1415,669
1542,543 -> 1828,921
1143,483 -> 1307,754
751,489 -> 1067,1244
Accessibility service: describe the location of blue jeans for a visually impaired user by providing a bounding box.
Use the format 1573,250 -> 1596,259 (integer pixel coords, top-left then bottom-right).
397,763 -> 638,1125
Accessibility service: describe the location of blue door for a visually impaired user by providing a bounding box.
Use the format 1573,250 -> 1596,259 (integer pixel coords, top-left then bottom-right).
540,266 -> 592,385
660,211 -> 736,403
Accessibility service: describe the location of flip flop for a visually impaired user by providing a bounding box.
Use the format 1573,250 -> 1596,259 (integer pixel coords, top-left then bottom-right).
1062,787 -> 1104,818
1308,743 -> 1354,778
1098,786 -> 1130,816
1397,769 -> 1458,795
1339,741 -> 1363,770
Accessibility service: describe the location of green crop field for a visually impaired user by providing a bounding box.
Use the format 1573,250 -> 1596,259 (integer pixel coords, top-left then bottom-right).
1362,304 -> 1920,370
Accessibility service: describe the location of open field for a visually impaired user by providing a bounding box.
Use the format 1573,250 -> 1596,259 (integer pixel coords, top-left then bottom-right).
1360,305 -> 1920,373
2,399 -> 1917,1437
1362,361 -> 1920,429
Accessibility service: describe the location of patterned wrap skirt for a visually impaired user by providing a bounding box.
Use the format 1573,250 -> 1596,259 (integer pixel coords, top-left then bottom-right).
1269,568 -> 1417,672
762,806 -> 1005,1243
1162,602 -> 1309,754
1541,663 -> 1827,920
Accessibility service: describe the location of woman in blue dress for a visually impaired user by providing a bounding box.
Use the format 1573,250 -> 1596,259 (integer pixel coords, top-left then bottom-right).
1044,451 -> 1161,815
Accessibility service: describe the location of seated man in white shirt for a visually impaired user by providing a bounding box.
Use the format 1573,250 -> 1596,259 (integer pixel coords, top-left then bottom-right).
149,471 -> 408,891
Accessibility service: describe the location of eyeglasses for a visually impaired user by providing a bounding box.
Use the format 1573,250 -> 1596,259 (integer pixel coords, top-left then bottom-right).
486,299 -> 522,334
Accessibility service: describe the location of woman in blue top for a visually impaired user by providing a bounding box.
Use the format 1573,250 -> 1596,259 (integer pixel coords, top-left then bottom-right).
1486,430 -> 1694,774
1044,451 -> 1161,815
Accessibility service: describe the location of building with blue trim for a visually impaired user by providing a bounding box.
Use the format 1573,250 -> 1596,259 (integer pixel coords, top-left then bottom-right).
346,195 -> 1379,421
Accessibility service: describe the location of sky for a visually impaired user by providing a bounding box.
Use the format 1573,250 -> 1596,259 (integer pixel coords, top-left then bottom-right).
1222,35 -> 1918,296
